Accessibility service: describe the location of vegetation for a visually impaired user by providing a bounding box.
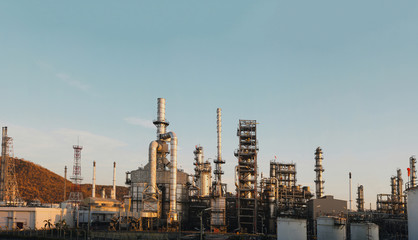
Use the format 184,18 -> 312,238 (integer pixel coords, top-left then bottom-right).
9,157 -> 129,203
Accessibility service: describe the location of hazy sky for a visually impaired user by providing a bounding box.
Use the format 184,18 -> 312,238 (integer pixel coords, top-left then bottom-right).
1,1 -> 418,208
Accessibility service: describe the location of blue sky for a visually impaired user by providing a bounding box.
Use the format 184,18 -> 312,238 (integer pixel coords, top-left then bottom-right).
1,1 -> 418,208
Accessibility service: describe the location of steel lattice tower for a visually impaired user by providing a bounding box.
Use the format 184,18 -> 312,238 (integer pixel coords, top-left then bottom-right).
0,127 -> 21,205
68,145 -> 83,203
235,120 -> 258,233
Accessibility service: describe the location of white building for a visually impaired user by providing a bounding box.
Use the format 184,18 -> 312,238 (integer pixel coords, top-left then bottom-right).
0,207 -> 74,230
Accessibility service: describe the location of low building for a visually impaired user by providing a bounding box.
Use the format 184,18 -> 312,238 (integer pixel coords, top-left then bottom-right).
79,197 -> 123,226
0,207 -> 73,230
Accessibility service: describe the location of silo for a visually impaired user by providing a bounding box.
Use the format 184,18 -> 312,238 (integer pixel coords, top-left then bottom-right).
407,187 -> 418,240
277,218 -> 307,240
317,216 -> 346,240
350,222 -> 379,240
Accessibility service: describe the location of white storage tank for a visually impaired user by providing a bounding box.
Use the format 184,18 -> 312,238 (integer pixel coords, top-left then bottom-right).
317,216 -> 346,240
350,222 -> 379,240
407,187 -> 418,240
277,218 -> 307,240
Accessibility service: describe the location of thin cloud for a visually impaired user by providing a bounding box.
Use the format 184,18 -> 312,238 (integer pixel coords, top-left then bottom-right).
124,117 -> 154,129
56,73 -> 89,92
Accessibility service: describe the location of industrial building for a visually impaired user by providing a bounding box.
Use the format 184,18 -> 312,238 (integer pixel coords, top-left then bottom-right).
1,97 -> 418,240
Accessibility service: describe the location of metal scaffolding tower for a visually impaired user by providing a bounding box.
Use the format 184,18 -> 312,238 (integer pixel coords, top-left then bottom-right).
0,127 -> 21,205
68,145 -> 84,203
235,120 -> 258,233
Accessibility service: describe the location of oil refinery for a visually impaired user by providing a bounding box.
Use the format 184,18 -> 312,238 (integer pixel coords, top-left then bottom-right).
0,98 -> 417,240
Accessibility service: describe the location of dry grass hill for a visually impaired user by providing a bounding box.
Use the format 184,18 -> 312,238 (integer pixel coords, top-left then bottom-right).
7,157 -> 129,203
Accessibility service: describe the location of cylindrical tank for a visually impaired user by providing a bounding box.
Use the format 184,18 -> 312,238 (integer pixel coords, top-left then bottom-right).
317,216 -> 346,240
277,218 -> 306,240
407,187 -> 418,240
350,223 -> 379,240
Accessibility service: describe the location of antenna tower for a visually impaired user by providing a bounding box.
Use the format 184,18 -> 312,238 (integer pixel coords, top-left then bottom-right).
68,144 -> 83,203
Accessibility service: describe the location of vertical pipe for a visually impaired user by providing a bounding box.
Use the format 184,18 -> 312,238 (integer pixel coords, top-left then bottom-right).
112,162 -> 116,199
160,132 -> 178,223
149,141 -> 159,194
170,134 -> 177,219
411,156 -> 417,188
92,161 -> 96,198
64,166 -> 67,201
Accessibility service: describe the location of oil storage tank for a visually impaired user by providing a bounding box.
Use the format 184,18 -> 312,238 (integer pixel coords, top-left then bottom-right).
350,222 -> 379,240
407,187 -> 418,240
317,216 -> 346,240
277,218 -> 307,240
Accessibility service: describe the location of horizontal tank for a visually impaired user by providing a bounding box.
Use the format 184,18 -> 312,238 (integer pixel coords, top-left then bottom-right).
317,216 -> 346,240
277,218 -> 307,240
407,187 -> 418,240
350,222 -> 379,240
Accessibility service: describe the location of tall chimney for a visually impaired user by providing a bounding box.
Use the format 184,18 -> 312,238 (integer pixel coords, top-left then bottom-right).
314,147 -> 325,198
112,162 -> 116,199
64,166 -> 67,201
92,161 -> 96,198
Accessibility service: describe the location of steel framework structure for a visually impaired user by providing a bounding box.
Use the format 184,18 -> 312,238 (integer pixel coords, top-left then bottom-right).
68,145 -> 84,203
0,127 -> 21,205
235,120 -> 258,233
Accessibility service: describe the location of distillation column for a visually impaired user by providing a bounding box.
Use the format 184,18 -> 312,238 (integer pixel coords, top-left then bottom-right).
410,156 -> 417,188
397,169 -> 404,213
314,147 -> 324,198
211,108 -> 226,232
194,146 -> 211,197
356,185 -> 364,212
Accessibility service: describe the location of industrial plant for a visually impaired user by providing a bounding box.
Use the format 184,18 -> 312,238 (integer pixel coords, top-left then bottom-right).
0,98 -> 418,240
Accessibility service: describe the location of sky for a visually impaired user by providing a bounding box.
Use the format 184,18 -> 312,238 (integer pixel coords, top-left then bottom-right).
1,1 -> 418,209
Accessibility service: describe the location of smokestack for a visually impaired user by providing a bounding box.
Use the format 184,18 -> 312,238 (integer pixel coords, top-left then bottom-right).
92,161 -> 96,198
64,166 -> 67,201
410,156 -> 417,188
314,147 -> 325,198
153,98 -> 169,139
112,162 -> 116,199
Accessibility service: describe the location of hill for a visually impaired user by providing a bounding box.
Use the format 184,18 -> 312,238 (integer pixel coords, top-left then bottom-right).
8,157 -> 129,203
